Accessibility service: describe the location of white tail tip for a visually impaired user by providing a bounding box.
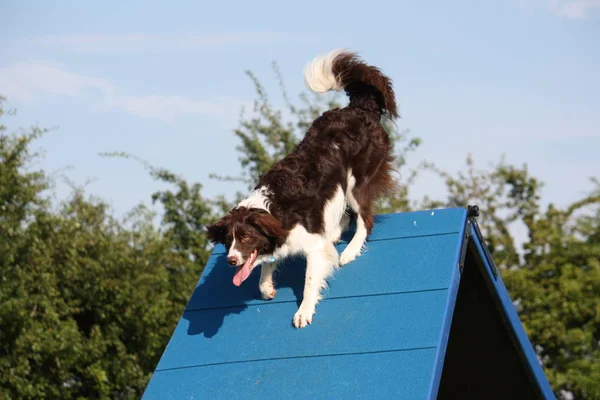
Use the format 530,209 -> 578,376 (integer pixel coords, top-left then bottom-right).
303,49 -> 346,93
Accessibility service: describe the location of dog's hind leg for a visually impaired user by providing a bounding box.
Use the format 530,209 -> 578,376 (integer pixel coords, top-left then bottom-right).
339,211 -> 369,265
293,240 -> 339,328
323,185 -> 347,244
259,261 -> 279,300
340,173 -> 369,266
340,155 -> 394,265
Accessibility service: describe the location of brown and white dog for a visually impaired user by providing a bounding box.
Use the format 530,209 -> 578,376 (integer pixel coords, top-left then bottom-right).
206,49 -> 398,328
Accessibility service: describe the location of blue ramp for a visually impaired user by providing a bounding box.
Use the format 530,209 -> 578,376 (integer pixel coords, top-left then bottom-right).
143,207 -> 555,399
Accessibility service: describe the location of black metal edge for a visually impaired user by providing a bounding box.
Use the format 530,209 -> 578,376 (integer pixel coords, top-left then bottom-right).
466,204 -> 499,280
458,220 -> 471,274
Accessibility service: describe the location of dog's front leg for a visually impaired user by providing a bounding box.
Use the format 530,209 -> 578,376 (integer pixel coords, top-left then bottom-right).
293,241 -> 339,328
259,261 -> 278,300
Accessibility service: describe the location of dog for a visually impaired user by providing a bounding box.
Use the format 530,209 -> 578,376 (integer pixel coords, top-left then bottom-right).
206,49 -> 398,328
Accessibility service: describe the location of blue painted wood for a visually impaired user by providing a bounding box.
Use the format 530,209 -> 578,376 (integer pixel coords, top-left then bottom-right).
186,233 -> 461,311
157,290 -> 446,371
144,347 -> 437,400
470,228 -> 556,399
367,207 -> 465,241
144,209 -> 467,400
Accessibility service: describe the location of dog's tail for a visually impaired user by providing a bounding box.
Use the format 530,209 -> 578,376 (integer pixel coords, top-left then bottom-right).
303,49 -> 398,119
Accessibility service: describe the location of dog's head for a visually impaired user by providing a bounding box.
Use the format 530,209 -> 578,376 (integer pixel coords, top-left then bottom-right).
206,207 -> 287,286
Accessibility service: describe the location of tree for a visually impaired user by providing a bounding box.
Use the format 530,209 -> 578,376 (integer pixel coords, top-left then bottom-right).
0,97 -> 204,399
503,181 -> 600,400
98,152 -> 224,280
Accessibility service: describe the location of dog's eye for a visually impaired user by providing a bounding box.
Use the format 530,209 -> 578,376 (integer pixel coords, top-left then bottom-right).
240,235 -> 250,243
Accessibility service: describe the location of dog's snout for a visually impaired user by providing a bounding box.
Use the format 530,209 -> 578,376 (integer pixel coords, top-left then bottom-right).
227,255 -> 239,266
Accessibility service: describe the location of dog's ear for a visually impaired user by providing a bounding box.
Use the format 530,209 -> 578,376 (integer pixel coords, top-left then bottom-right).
249,212 -> 287,244
206,217 -> 229,244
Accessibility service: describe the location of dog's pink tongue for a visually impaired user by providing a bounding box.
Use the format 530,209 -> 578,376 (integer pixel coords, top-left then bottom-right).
232,250 -> 257,287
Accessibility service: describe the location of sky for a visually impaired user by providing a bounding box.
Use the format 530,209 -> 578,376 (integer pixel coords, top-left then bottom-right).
1,0 -> 599,229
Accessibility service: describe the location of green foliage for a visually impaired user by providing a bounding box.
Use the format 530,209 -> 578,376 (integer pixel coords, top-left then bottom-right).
0,99 -> 201,399
503,184 -> 600,399
98,152 -> 219,275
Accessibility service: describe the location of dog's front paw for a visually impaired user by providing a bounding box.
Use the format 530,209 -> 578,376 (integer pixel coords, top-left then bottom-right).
339,248 -> 360,266
293,305 -> 315,328
260,282 -> 277,300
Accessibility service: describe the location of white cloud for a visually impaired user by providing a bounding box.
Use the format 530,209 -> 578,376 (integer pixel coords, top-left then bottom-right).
0,63 -> 115,101
547,0 -> 600,18
0,63 -> 245,122
515,0 -> 600,18
28,33 -> 277,53
97,94 -> 248,123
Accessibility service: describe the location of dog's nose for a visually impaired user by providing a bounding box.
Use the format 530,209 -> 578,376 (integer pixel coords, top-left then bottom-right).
227,255 -> 239,266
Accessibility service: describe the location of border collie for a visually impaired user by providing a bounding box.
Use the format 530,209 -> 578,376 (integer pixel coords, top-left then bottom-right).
206,49 -> 398,328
